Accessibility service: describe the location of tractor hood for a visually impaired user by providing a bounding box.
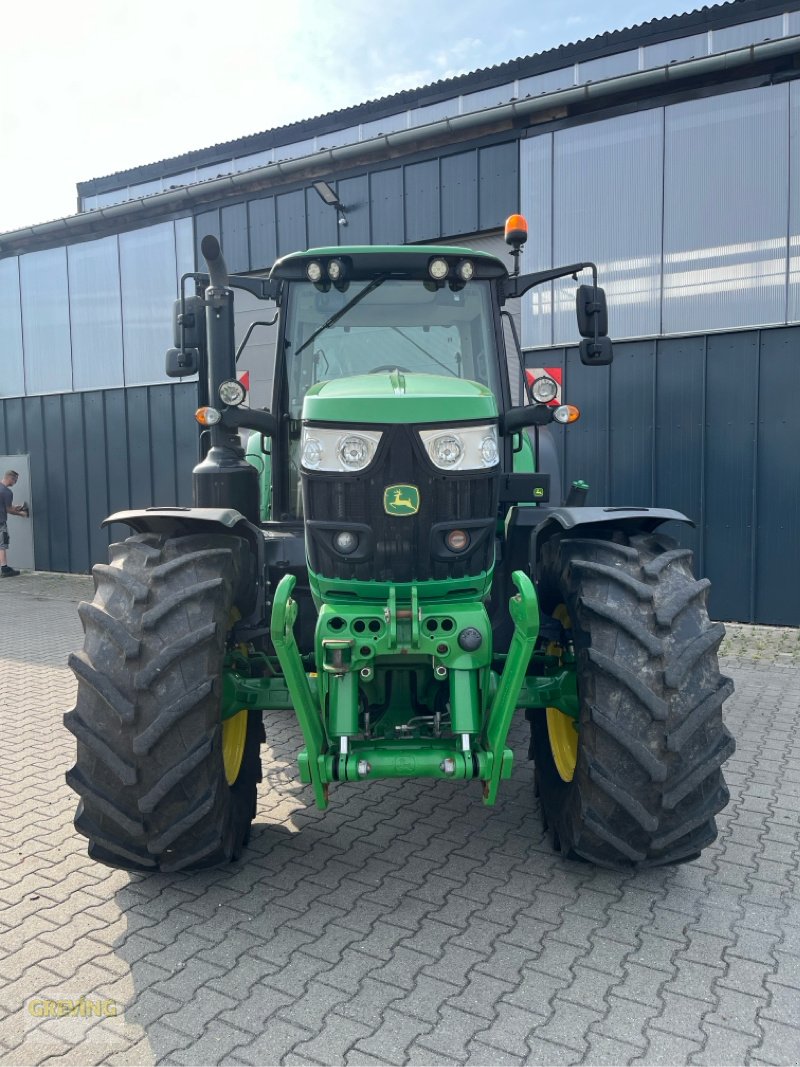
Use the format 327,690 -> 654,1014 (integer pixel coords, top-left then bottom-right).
301,371 -> 498,425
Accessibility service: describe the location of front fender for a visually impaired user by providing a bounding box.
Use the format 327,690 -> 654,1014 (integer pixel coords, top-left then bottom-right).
102,507 -> 265,623
530,505 -> 692,567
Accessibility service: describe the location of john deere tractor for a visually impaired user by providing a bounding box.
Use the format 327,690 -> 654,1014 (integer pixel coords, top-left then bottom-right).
65,217 -> 734,872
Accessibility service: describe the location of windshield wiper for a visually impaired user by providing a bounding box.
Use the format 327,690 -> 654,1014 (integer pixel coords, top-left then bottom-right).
295,275 -> 387,357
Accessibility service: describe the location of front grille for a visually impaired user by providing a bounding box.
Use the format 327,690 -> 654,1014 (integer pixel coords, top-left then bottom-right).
302,424 -> 498,583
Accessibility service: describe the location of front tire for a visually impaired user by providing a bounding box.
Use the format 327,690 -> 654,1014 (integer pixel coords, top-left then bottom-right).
531,530 -> 735,869
64,532 -> 263,872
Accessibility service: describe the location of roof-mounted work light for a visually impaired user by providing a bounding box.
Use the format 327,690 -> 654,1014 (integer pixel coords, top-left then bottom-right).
312,180 -> 348,226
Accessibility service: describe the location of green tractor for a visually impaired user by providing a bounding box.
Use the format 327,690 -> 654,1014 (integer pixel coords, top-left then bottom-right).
65,217 -> 734,872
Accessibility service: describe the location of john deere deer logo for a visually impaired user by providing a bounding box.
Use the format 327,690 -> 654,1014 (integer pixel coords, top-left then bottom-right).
384,484 -> 420,516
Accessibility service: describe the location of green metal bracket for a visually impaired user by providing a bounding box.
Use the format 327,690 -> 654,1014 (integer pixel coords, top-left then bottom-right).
270,573 -> 329,809
481,570 -> 540,805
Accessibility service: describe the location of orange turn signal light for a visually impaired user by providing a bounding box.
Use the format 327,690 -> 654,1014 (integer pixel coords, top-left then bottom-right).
553,404 -> 580,424
195,406 -> 221,426
505,213 -> 528,245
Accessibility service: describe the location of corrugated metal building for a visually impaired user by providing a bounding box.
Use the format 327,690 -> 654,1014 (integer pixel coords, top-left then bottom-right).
1,0 -> 798,623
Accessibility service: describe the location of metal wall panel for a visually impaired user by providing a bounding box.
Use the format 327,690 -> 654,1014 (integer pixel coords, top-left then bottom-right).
82,390 -> 112,567
249,197 -> 277,270
478,143 -> 518,231
562,347 -> 612,505
0,257 -> 24,397
67,236 -> 124,391
0,383 -> 197,571
19,247 -> 72,394
370,169 -> 404,245
529,324 -> 800,625
441,151 -> 478,237
104,389 -> 132,519
276,190 -> 307,257
337,176 -> 370,244
552,109 -> 663,344
405,160 -> 439,242
653,334 -> 706,567
703,332 -> 758,622
305,187 -> 339,250
41,394 -> 71,572
520,135 -> 553,349
662,85 -> 789,334
608,341 -> 656,505
119,222 -> 179,387
789,82 -> 800,323
221,203 -> 249,273
754,328 -> 800,626
62,392 -> 91,574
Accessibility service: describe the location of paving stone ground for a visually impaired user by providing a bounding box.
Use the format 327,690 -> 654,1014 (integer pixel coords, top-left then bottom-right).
1,570 -> 798,1066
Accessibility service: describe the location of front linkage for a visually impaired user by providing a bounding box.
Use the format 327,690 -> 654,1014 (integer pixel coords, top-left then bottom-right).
255,569 -> 575,809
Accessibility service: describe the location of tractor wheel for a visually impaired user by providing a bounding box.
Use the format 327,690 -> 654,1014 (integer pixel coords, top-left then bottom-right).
64,532 -> 263,872
530,530 -> 735,869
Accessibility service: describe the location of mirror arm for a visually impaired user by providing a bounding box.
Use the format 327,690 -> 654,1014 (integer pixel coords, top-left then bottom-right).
503,262 -> 597,301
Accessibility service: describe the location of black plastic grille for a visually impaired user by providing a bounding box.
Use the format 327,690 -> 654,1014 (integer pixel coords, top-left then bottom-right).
302,424 -> 498,583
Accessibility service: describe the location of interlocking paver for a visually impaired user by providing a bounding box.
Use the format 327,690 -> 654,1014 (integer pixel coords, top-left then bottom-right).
2,575 -> 799,1066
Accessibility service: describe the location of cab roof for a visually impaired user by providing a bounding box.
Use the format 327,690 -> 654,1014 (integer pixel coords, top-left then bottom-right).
271,245 -> 508,282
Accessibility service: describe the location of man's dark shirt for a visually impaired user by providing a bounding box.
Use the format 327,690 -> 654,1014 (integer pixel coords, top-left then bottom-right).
0,484 -> 12,525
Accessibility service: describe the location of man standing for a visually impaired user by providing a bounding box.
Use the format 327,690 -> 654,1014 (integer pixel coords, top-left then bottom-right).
0,470 -> 30,578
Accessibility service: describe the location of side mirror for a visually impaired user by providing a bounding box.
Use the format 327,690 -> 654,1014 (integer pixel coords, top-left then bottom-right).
172,294 -> 206,350
576,284 -> 608,338
579,337 -> 613,366
165,347 -> 199,377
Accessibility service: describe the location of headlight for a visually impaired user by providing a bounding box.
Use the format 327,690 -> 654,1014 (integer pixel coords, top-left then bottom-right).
456,259 -> 474,282
219,378 -> 247,406
338,434 -> 372,469
306,261 -> 323,283
430,434 -> 463,467
531,375 -> 558,404
419,424 -> 499,471
428,257 -> 449,281
300,427 -> 382,472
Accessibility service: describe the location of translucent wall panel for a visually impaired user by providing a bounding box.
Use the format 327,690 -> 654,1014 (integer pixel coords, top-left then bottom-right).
711,17 -> 783,52
462,84 -> 514,113
790,82 -> 800,324
520,135 -> 553,349
361,112 -> 408,140
410,99 -> 458,126
119,222 -> 178,386
175,216 -> 195,279
663,86 -> 788,334
315,126 -> 359,150
196,160 -> 233,182
552,109 -> 663,343
642,33 -> 707,68
578,50 -> 638,83
68,237 -> 124,390
274,139 -> 314,162
0,258 -> 24,397
19,247 -> 72,393
234,150 -> 273,172
518,68 -> 574,98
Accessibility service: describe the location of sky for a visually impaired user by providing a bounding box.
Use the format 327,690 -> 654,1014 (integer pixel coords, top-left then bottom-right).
0,0 -> 704,234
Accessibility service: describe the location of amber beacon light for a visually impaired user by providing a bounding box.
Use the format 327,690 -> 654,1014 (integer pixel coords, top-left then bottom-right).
504,214 -> 528,246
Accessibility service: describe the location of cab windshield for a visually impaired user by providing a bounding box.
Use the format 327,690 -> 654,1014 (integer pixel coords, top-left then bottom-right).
283,278 -> 501,418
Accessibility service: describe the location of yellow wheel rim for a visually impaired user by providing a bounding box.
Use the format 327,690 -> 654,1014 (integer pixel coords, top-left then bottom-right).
222,709 -> 247,786
546,706 -> 578,782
